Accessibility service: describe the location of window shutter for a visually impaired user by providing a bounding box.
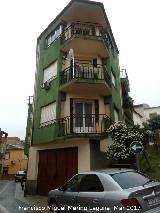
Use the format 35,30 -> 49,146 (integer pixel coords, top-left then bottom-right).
70,98 -> 73,133
43,61 -> 57,83
114,108 -> 119,122
40,102 -> 56,126
95,100 -> 99,123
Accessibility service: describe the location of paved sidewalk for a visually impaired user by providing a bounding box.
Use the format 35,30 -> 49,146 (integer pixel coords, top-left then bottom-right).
15,183 -> 49,212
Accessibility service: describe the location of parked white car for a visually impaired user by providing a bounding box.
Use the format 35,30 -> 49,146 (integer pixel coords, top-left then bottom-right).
48,168 -> 160,212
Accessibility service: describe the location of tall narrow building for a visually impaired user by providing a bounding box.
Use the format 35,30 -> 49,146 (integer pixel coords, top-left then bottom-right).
25,0 -> 125,195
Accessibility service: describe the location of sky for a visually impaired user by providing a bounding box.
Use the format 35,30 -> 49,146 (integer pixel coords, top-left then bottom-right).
0,0 -> 160,139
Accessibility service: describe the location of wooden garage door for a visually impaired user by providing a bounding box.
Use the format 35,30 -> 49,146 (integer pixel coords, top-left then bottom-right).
37,147 -> 78,195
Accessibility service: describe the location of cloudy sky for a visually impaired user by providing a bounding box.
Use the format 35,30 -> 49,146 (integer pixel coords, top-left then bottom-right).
0,0 -> 159,139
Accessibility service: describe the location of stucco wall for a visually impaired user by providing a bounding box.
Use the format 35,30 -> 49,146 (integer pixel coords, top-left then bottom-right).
27,138 -> 90,181
90,140 -> 111,170
3,150 -> 28,175
62,93 -> 106,118
133,111 -> 143,127
144,107 -> 160,120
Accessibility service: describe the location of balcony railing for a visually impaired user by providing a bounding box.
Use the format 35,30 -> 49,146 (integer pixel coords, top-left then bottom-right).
120,69 -> 130,92
58,114 -> 113,136
61,22 -> 114,52
62,23 -> 103,43
60,63 -> 111,87
120,69 -> 128,79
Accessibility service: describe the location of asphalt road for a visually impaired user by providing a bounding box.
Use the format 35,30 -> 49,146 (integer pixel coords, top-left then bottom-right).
0,180 -> 36,213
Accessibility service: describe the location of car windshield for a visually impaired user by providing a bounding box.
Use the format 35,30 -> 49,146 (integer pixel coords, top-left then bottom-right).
110,171 -> 150,189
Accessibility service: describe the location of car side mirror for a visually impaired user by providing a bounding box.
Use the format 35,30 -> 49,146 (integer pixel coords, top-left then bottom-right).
58,185 -> 66,191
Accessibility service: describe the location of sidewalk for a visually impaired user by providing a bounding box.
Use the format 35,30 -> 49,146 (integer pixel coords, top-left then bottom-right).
0,174 -> 14,181
15,183 -> 49,212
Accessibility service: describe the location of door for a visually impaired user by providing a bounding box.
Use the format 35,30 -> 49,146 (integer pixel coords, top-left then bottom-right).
77,174 -> 105,211
74,102 -> 93,133
56,174 -> 84,210
37,148 -> 78,195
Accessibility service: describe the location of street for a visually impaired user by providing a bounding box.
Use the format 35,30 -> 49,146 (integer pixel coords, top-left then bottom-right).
0,180 -> 48,213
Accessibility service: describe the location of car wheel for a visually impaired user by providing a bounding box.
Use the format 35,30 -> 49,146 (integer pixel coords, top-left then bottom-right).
49,199 -> 59,213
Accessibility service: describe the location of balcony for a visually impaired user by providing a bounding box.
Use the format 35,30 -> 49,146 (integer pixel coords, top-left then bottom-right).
120,69 -> 130,93
60,63 -> 111,96
58,114 -> 113,137
61,23 -> 109,57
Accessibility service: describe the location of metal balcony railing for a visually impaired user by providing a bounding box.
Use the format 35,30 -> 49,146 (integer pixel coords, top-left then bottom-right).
62,23 -> 103,43
60,63 -> 111,87
58,114 -> 113,136
120,69 -> 130,92
61,22 -> 114,55
120,69 -> 128,79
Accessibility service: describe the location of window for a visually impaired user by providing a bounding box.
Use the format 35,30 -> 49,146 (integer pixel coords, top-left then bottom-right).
73,101 -> 93,133
40,102 -> 56,127
114,108 -> 119,122
5,152 -> 10,160
65,174 -> 84,192
43,61 -> 57,83
75,103 -> 93,127
111,69 -> 116,87
79,174 -> 104,192
45,25 -> 62,47
111,171 -> 150,189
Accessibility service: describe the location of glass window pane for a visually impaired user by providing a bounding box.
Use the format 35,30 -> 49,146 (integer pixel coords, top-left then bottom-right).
79,174 -> 104,192
65,175 -> 84,192
111,171 -> 150,189
85,103 -> 92,127
75,103 -> 83,127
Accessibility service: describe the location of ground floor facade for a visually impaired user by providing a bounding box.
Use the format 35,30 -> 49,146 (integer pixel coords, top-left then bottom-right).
25,137 -> 112,195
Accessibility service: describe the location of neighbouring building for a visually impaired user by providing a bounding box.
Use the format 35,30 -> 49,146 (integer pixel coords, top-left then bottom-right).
1,137 -> 28,175
0,130 -> 8,174
120,69 -> 133,125
133,104 -> 160,125
133,109 -> 143,127
25,0 -> 132,195
2,145 -> 28,175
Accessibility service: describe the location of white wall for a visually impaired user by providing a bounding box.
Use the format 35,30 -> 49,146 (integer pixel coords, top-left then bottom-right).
144,106 -> 160,120
133,111 -> 143,127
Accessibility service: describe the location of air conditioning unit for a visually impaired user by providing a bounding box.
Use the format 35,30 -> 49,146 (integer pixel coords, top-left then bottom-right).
43,81 -> 51,90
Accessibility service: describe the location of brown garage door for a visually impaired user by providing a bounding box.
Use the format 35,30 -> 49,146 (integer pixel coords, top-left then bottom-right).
37,147 -> 78,195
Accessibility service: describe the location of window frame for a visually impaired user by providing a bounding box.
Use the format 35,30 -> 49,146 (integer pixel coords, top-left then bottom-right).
111,68 -> 116,87
5,152 -> 10,160
114,107 -> 119,122
40,102 -> 57,127
45,25 -> 62,48
43,60 -> 58,84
